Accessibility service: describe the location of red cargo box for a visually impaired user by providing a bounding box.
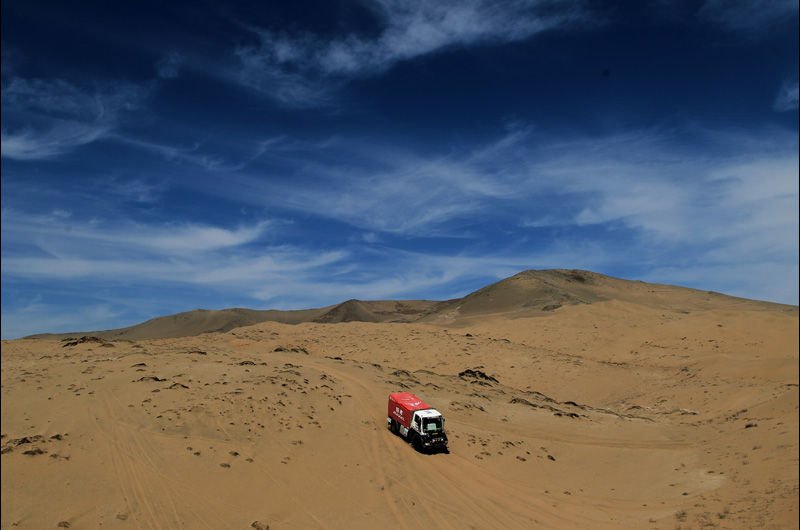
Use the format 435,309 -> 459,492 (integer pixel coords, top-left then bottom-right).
388,392 -> 431,429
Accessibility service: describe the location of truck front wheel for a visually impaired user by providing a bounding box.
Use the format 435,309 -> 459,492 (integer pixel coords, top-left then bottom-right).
412,433 -> 423,452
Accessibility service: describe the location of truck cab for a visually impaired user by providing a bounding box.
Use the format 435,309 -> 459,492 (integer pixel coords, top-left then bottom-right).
410,409 -> 448,451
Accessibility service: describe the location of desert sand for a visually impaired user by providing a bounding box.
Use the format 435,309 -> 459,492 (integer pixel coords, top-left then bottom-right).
2,270 -> 798,529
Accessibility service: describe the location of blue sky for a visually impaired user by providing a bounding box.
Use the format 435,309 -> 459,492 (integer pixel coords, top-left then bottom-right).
2,0 -> 798,338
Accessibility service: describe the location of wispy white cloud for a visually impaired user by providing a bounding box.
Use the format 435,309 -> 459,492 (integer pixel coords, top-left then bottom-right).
528,128 -> 798,245
1,77 -> 148,160
194,128 -> 535,235
360,232 -> 380,244
110,134 -> 284,172
201,126 -> 798,247
0,122 -> 110,160
774,79 -> 799,111
156,52 -> 183,79
698,0 -> 798,34
102,177 -> 166,204
1,249 -> 347,286
233,0 -> 589,105
5,213 -> 271,256
1,211 -> 350,305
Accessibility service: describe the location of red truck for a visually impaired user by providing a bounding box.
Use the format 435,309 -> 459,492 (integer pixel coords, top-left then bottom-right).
387,392 -> 448,452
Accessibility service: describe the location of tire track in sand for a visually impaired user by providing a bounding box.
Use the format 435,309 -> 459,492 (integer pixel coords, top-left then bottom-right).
95,388 -> 226,529
91,392 -> 173,529
300,357 -> 422,530
305,357 -> 459,529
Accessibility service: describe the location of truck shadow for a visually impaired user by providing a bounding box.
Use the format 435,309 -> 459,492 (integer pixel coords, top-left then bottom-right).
418,450 -> 449,457
413,446 -> 450,456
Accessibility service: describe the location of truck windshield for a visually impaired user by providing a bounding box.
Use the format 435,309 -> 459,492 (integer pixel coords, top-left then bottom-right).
423,418 -> 442,432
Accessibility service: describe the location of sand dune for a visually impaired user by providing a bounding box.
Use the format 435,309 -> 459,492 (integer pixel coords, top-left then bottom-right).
2,270 -> 797,528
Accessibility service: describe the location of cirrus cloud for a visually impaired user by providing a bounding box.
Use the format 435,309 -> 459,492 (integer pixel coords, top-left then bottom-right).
233,0 -> 590,106
1,77 -> 148,160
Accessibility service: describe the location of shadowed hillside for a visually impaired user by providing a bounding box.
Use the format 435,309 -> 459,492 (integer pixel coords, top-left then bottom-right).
313,299 -> 440,323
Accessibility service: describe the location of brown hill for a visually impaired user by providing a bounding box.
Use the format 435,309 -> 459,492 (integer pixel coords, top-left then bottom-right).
430,269 -> 607,318
25,269 -> 795,340
28,307 -> 332,341
423,269 -> 792,325
25,300 -> 442,341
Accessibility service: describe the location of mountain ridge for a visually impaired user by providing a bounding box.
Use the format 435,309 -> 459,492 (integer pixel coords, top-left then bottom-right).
24,269 -> 796,341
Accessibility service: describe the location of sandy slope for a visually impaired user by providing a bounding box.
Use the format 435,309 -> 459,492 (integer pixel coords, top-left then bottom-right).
2,282 -> 798,529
